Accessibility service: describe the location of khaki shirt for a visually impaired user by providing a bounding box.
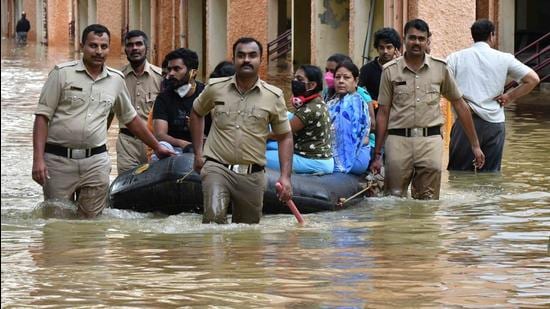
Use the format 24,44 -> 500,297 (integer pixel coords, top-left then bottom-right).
378,54 -> 462,129
35,60 -> 137,148
120,60 -> 162,127
193,75 -> 290,165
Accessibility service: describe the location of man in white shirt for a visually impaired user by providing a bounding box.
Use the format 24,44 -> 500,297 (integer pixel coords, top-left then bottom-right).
447,19 -> 540,172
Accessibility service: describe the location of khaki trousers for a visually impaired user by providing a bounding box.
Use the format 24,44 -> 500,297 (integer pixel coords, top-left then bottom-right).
201,160 -> 266,224
43,152 -> 111,217
384,134 -> 443,200
116,133 -> 147,175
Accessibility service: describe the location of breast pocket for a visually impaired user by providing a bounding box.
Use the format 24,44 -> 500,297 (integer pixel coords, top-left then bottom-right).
99,94 -> 114,116
424,84 -> 441,105
244,109 -> 269,134
213,105 -> 233,130
62,90 -> 87,115
393,84 -> 410,107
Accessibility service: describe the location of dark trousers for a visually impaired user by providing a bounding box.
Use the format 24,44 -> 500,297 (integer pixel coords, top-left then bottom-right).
448,115 -> 505,172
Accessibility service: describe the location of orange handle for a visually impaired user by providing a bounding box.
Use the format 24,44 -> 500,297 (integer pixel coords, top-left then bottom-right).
276,182 -> 304,225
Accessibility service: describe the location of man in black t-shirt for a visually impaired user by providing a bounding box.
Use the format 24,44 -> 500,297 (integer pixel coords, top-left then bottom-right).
358,28 -> 401,106
151,48 -> 209,160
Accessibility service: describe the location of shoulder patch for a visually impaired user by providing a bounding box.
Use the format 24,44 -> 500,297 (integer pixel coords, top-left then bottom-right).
430,55 -> 447,65
54,60 -> 79,70
106,66 -> 125,79
260,81 -> 283,97
207,76 -> 232,86
382,58 -> 398,70
150,64 -> 163,76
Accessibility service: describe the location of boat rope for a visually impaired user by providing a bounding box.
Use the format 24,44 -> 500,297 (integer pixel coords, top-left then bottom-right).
176,169 -> 194,183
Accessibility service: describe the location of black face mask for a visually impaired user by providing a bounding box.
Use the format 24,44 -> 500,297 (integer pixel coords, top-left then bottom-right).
291,80 -> 307,97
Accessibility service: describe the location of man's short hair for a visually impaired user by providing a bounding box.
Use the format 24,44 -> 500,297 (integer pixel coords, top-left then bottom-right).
404,18 -> 430,36
232,37 -> 263,57
373,27 -> 401,49
164,48 -> 199,70
471,19 -> 495,42
125,30 -> 149,48
81,24 -> 110,44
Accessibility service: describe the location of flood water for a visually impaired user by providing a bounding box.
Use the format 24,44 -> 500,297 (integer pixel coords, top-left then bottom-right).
2,39 -> 549,308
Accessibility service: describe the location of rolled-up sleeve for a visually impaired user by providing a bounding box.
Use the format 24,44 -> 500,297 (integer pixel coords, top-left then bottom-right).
193,85 -> 215,116
441,66 -> 462,101
114,81 -> 138,125
378,69 -> 393,107
270,95 -> 290,134
35,68 -> 61,120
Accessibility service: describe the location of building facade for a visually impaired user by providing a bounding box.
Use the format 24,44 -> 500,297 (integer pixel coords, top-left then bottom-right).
2,0 -> 547,80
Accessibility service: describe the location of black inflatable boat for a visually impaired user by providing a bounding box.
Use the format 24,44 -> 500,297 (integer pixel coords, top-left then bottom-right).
109,153 -> 365,215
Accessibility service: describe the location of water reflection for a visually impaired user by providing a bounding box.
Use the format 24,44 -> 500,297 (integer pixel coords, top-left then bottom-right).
2,38 -> 550,307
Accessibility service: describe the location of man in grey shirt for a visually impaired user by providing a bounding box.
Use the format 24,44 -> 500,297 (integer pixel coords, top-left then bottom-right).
447,19 -> 539,172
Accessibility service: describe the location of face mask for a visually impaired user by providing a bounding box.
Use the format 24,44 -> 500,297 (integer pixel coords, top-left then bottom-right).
175,83 -> 192,98
324,71 -> 335,89
171,69 -> 196,96
291,80 -> 307,97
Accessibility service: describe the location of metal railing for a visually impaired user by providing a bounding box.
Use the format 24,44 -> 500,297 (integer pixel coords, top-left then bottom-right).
267,29 -> 292,62
505,32 -> 549,91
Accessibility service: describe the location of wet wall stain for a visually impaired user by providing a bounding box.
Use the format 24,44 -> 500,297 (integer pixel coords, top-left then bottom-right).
318,0 -> 349,29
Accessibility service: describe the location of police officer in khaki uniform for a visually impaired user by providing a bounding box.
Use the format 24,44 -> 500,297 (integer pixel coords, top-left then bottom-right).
32,24 -> 174,218
117,30 -> 162,174
371,19 -> 485,200
190,37 -> 294,224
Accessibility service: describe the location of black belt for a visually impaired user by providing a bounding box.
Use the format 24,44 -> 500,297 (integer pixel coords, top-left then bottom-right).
45,143 -> 107,159
388,126 -> 440,137
119,128 -> 135,138
206,158 -> 264,174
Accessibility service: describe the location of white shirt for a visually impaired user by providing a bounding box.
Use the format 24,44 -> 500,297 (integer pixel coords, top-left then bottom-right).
446,42 -> 532,123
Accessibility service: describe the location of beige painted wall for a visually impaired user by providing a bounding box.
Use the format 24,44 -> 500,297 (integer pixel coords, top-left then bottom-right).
96,0 -> 123,55
227,0 -> 269,78
312,0 -> 350,68
47,0 -> 71,47
415,0 -> 475,58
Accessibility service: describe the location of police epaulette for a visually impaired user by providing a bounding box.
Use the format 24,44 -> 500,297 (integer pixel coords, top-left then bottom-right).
430,55 -> 447,64
208,76 -> 232,85
107,66 -> 125,78
382,58 -> 398,70
261,81 -> 282,97
150,64 -> 163,76
55,60 -> 79,69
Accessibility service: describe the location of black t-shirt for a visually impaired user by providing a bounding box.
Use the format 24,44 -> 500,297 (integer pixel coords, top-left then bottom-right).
153,81 -> 210,141
358,58 -> 382,100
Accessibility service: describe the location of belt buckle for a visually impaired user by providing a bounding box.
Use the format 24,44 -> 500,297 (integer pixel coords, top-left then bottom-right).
230,164 -> 249,174
409,128 -> 421,137
71,148 -> 86,159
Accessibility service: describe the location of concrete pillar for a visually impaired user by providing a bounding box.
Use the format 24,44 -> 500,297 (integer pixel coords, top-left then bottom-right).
206,0 -> 228,78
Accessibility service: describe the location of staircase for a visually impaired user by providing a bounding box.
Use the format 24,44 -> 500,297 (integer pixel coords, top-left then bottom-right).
505,32 -> 549,91
267,29 -> 292,62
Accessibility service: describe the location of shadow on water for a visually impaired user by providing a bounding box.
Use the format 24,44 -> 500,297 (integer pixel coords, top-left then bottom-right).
2,38 -> 550,307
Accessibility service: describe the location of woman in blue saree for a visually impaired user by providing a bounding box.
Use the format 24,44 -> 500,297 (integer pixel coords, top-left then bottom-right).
327,61 -> 372,175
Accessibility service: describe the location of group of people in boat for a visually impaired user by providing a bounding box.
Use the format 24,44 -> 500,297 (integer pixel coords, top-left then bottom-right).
31,17 -> 539,223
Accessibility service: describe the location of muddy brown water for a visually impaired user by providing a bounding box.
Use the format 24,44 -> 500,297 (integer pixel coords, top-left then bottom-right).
2,39 -> 549,308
